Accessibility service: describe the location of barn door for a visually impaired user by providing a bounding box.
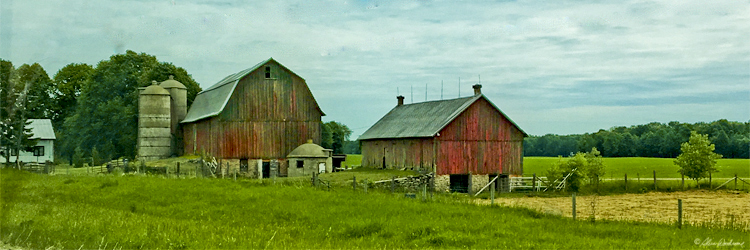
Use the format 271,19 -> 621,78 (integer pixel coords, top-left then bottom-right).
318,162 -> 325,173
262,162 -> 270,178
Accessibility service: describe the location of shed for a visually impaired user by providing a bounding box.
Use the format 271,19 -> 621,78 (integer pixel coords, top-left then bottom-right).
181,58 -> 325,178
1,119 -> 56,163
358,85 -> 527,193
286,139 -> 333,177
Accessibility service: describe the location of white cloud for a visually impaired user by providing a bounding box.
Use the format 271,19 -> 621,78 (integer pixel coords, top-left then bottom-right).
3,0 -> 748,137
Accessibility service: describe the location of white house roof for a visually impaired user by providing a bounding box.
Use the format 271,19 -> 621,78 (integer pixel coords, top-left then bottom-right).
28,119 -> 56,140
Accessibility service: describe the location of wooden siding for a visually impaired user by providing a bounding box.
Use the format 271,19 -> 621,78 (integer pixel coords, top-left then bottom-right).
361,97 -> 524,176
360,138 -> 434,171
436,98 -> 524,175
183,61 -> 323,159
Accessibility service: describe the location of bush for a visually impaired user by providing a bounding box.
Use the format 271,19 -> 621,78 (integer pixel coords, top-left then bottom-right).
73,146 -> 84,168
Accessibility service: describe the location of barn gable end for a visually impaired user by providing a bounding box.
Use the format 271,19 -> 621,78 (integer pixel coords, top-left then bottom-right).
359,85 -> 526,192
182,58 -> 324,162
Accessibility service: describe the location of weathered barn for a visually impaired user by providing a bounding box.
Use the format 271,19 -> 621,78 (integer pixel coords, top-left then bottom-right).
358,85 -> 526,193
181,58 -> 325,178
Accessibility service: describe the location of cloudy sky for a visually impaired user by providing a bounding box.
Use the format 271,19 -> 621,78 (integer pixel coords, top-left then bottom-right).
2,0 -> 748,138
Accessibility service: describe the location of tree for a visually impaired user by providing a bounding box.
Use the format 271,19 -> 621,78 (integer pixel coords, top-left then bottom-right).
674,131 -> 722,186
584,147 -> 605,183
73,146 -> 84,168
321,122 -> 333,149
323,121 -> 352,154
51,63 -> 93,128
60,51 -> 201,160
547,153 -> 587,192
91,147 -> 101,166
0,60 -> 36,165
15,63 -> 54,119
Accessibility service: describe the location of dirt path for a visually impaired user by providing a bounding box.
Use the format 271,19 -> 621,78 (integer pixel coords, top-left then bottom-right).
478,190 -> 750,229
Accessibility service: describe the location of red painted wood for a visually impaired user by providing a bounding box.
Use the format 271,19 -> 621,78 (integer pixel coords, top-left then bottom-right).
182,61 -> 323,159
361,97 -> 524,176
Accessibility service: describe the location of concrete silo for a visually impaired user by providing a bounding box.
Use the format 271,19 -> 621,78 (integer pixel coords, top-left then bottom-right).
138,80 -> 172,161
160,75 -> 187,155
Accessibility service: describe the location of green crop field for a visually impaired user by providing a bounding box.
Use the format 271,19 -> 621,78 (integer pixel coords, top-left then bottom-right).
524,157 -> 750,179
2,168 -> 748,249
342,155 -> 749,179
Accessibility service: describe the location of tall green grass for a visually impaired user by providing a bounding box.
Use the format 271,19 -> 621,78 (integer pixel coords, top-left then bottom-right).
1,168 -> 748,249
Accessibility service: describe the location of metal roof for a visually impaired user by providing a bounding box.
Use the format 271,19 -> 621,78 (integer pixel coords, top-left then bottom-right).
28,119 -> 56,140
358,95 -> 527,140
182,58 -> 325,123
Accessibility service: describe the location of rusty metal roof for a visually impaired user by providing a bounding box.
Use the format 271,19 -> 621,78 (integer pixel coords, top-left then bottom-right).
358,95 -> 526,140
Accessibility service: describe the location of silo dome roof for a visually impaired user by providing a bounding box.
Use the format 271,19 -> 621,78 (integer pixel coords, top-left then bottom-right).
142,81 -> 170,95
287,140 -> 330,158
160,75 -> 186,89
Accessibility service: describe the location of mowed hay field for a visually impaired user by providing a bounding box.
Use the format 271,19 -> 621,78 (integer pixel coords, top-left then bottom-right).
481,190 -> 750,231
2,168 -> 748,249
523,157 -> 750,179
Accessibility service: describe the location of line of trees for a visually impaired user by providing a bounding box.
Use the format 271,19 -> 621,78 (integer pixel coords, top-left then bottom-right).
524,120 -> 749,158
1,51 -> 202,165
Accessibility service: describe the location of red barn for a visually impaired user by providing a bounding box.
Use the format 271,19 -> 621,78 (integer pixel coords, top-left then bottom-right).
358,85 -> 526,193
181,58 -> 324,178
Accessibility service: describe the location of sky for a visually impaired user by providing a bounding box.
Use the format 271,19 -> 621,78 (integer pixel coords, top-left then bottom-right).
1,0 -> 748,138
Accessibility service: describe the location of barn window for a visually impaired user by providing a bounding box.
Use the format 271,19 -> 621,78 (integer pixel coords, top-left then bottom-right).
297,160 -> 303,168
33,146 -> 44,156
240,159 -> 248,173
265,66 -> 271,78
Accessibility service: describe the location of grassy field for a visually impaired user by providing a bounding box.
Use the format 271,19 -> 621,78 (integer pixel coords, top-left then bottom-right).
524,157 -> 750,179
2,168 -> 748,249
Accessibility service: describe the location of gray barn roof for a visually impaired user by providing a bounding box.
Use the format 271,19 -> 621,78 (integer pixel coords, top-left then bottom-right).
28,119 -> 56,140
358,95 -> 526,140
181,58 -> 324,123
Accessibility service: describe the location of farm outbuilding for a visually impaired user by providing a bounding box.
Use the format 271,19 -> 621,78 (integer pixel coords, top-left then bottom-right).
0,119 -> 56,163
180,58 -> 325,178
286,139 -> 333,177
358,85 -> 526,193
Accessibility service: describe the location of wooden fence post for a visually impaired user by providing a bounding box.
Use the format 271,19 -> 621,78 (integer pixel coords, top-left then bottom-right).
491,181 -> 495,205
353,176 -> 356,191
735,174 -> 738,190
709,172 -> 712,189
177,162 -> 180,177
422,182 -> 427,202
624,174 -> 628,192
678,199 -> 683,229
653,170 -> 657,191
391,176 -> 395,193
364,179 -> 368,194
532,173 -> 537,192
573,193 -> 576,220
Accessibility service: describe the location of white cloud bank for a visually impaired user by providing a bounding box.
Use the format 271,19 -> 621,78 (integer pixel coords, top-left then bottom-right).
2,0 -> 748,136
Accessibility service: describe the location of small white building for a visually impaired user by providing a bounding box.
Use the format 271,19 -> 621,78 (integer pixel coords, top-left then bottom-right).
1,119 -> 56,163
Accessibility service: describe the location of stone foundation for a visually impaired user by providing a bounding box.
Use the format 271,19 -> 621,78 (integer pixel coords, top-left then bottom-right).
434,175 -> 450,193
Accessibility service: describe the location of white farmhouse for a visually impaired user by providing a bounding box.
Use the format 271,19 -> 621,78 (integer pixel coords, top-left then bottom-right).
1,119 -> 56,163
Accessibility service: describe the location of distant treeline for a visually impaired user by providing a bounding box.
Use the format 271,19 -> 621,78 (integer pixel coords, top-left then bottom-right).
523,120 -> 749,158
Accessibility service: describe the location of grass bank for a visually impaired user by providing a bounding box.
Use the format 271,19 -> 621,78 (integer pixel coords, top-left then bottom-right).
1,168 -> 747,249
